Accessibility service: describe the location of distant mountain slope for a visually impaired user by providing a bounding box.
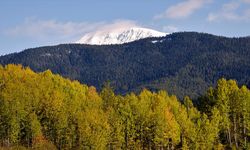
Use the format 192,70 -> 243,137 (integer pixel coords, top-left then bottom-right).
1,32 -> 250,99
76,27 -> 167,45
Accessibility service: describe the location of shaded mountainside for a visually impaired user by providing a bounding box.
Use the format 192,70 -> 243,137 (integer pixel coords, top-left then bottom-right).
1,32 -> 250,99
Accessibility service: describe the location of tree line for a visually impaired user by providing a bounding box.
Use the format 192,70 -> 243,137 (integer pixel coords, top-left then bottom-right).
0,64 -> 249,149
1,32 -> 250,100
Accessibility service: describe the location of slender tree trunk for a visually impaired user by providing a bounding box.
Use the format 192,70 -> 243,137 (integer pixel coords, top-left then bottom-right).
125,125 -> 128,149
242,115 -> 247,147
181,134 -> 183,148
233,117 -> 238,148
7,130 -> 10,147
243,122 -> 247,147
171,141 -> 174,150
227,128 -> 232,147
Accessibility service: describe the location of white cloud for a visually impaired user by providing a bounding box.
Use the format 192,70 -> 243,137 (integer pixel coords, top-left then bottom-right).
4,18 -> 139,44
89,20 -> 138,35
241,0 -> 250,4
154,0 -> 212,19
222,2 -> 240,11
207,1 -> 250,22
207,12 -> 240,22
162,25 -> 178,33
5,18 -> 105,42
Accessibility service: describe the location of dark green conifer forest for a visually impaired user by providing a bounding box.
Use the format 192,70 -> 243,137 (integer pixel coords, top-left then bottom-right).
0,65 -> 249,149
1,32 -> 250,100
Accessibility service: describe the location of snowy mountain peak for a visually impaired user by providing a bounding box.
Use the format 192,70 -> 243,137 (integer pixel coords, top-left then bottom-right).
76,27 -> 168,45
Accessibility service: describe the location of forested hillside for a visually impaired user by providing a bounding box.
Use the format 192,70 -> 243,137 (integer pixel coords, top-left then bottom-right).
1,32 -> 250,99
0,65 -> 249,149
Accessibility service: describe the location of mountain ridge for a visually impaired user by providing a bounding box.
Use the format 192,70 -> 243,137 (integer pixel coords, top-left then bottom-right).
76,27 -> 167,45
1,32 -> 250,99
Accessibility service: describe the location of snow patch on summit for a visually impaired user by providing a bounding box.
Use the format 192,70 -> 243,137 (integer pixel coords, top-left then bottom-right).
76,27 -> 168,45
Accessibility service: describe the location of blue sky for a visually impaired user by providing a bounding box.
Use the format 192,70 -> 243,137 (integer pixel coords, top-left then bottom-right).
1,0 -> 250,55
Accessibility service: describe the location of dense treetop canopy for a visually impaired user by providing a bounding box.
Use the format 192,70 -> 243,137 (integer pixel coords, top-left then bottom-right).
0,65 -> 249,149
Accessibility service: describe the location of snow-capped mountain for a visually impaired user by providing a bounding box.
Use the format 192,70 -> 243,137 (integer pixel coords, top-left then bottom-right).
76,27 -> 168,45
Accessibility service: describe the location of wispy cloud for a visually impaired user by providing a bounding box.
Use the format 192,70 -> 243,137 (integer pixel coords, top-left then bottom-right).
4,18 -> 140,44
5,18 -> 105,42
162,25 -> 178,33
88,20 -> 139,35
207,1 -> 250,22
241,0 -> 250,4
222,2 -> 241,11
154,0 -> 212,19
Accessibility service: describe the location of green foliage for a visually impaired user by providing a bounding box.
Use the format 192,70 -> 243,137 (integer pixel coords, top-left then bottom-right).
198,78 -> 250,149
0,65 -> 249,149
0,65 -> 108,149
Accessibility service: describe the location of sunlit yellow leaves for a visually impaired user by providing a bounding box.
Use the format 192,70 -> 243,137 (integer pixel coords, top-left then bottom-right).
0,65 -> 249,149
